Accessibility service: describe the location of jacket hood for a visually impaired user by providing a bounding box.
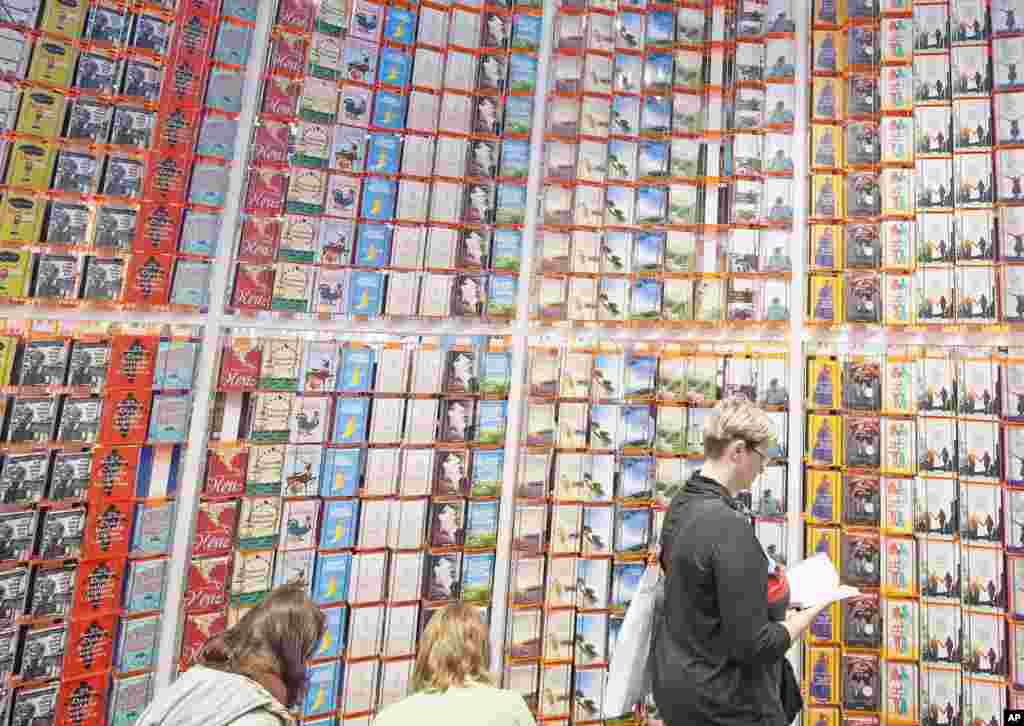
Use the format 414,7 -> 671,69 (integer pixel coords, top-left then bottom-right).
136,666 -> 293,726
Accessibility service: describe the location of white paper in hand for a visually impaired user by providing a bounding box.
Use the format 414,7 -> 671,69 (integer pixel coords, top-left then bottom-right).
786,553 -> 843,608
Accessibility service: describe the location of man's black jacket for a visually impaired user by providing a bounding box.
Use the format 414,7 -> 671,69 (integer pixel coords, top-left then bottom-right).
653,473 -> 792,726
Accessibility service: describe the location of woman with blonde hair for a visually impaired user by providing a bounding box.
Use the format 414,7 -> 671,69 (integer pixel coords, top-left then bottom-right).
372,602 -> 537,726
136,582 -> 327,726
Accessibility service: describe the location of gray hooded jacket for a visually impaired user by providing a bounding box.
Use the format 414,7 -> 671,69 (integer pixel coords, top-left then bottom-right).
135,666 -> 294,726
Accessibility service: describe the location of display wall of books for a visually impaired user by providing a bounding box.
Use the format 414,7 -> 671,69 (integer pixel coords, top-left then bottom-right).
0,317 -> 198,726
0,0 -> 254,314
807,0 -> 1024,331
184,330 -> 512,720
223,0 -> 544,321
530,0 -> 797,328
506,339 -> 790,721
801,342 -> 1024,725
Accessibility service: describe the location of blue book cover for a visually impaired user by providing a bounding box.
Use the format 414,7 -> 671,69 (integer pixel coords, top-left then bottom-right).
509,54 -> 538,94
361,178 -> 397,220
222,0 -> 258,20
109,672 -> 154,726
124,558 -> 168,613
313,552 -> 352,606
499,140 -> 530,179
354,224 -> 392,268
621,406 -> 654,448
214,22 -> 253,67
337,346 -> 374,392
319,448 -> 362,497
504,96 -> 533,135
303,660 -> 341,717
465,500 -> 499,549
155,340 -> 199,390
495,183 -> 527,225
384,7 -> 416,44
314,605 -> 348,660
130,500 -> 176,555
487,275 -> 517,318
170,260 -> 213,307
115,613 -> 160,672
476,400 -> 508,445
461,552 -> 495,605
178,211 -> 221,257
372,91 -> 407,129
624,355 -> 657,398
491,229 -> 522,272
619,456 -> 654,498
379,48 -> 412,87
332,398 -> 369,444
470,449 -> 504,497
512,14 -> 542,51
615,509 -> 650,555
612,561 -> 645,609
348,271 -> 384,316
366,133 -> 402,175
320,500 -> 359,550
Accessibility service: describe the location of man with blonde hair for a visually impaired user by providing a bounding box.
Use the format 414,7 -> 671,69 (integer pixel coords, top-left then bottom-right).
653,397 -> 856,726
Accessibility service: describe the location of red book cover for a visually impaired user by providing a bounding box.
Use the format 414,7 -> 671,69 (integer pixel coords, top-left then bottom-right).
251,119 -> 291,167
219,338 -> 261,390
179,610 -> 226,669
261,75 -> 302,117
177,0 -> 220,18
82,500 -> 134,559
57,672 -> 109,726
231,264 -> 274,311
268,31 -> 307,77
124,254 -> 173,307
172,10 -> 218,59
154,105 -> 203,155
277,0 -> 315,30
107,335 -> 159,390
204,447 -> 248,497
98,390 -> 153,445
237,217 -> 281,263
88,446 -> 141,501
193,501 -> 239,557
143,153 -> 191,204
63,613 -> 117,679
183,555 -> 231,612
167,49 -> 208,105
73,558 -> 126,614
133,203 -> 185,255
244,169 -> 288,215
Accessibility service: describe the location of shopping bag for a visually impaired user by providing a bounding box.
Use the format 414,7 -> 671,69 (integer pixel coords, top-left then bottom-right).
603,563 -> 663,718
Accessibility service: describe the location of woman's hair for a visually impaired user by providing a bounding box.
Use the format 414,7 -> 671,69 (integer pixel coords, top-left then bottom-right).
195,582 -> 326,707
702,396 -> 776,459
412,602 -> 493,692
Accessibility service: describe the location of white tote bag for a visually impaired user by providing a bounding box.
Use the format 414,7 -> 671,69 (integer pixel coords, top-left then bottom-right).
603,563 -> 663,718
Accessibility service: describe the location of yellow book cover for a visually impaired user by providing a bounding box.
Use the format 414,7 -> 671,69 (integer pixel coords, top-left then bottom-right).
808,275 -> 842,324
0,249 -> 32,297
0,194 -> 45,243
806,646 -> 840,706
813,30 -> 846,74
811,174 -> 843,219
812,0 -> 846,26
5,142 -> 56,191
39,0 -> 89,38
0,335 -> 17,386
811,124 -> 842,171
804,707 -> 839,726
884,359 -> 915,414
884,274 -> 914,326
28,39 -> 78,87
884,420 -> 916,476
807,414 -> 841,467
883,536 -> 916,597
809,224 -> 842,270
807,601 -> 840,646
806,524 -> 840,565
806,468 -> 840,523
15,89 -> 66,139
812,77 -> 842,124
807,356 -> 840,409
884,661 -> 919,723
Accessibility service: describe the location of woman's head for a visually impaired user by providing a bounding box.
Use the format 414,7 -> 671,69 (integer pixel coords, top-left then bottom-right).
701,396 -> 776,493
196,582 -> 326,707
412,602 -> 493,693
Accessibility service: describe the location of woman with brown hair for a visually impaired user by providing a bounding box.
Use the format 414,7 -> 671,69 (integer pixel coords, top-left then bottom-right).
136,582 -> 327,726
372,602 -> 536,726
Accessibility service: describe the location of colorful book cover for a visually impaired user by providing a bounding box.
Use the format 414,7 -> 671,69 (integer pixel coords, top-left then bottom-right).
471,450 -> 504,497
64,612 -> 117,679
319,448 -> 362,497
315,605 -> 348,660
333,397 -> 369,444
304,660 -> 341,718
73,557 -> 124,615
123,558 -> 167,613
108,673 -> 154,726
337,345 -> 374,392
313,551 -> 352,606
129,501 -> 175,556
465,500 -> 499,549
184,555 -> 231,613
204,447 -> 247,498
147,393 -> 192,444
320,499 -> 359,550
